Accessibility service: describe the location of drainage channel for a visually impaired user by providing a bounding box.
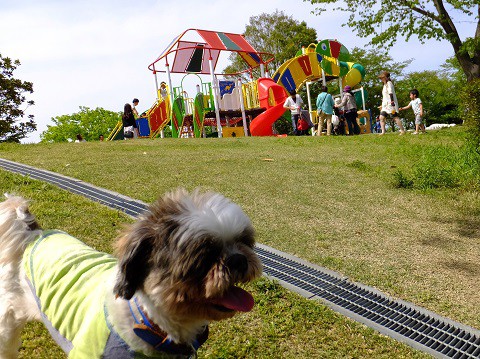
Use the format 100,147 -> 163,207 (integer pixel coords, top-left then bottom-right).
1,158 -> 479,358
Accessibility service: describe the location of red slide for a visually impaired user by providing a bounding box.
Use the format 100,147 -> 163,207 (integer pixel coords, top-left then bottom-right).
250,78 -> 288,136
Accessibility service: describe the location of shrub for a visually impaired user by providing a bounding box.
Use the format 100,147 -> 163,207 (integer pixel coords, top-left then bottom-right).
460,78 -> 480,152
392,169 -> 414,189
274,113 -> 294,135
392,143 -> 480,190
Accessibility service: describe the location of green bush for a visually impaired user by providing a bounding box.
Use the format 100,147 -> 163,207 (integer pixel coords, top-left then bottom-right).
393,143 -> 480,190
393,79 -> 480,190
274,112 -> 294,135
460,78 -> 480,151
392,169 -> 414,189
412,153 -> 458,189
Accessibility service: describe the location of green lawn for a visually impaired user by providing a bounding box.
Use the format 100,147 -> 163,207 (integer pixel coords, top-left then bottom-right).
1,126 -> 478,358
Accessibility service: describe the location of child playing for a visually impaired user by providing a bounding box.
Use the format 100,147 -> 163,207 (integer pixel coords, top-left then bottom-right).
399,89 -> 426,134
333,97 -> 346,135
374,116 -> 382,133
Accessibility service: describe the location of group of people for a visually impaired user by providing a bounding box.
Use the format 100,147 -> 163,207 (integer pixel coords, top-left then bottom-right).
375,70 -> 425,135
74,134 -> 104,142
124,75 -> 425,140
75,95 -> 144,142
283,90 -> 309,135
284,70 -> 425,136
316,84 -> 361,136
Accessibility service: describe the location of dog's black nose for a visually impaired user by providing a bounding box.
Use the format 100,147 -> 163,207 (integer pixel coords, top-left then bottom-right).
226,253 -> 248,273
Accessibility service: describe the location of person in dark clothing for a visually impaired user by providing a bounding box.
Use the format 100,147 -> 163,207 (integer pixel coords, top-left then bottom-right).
336,86 -> 360,135
122,103 -> 138,139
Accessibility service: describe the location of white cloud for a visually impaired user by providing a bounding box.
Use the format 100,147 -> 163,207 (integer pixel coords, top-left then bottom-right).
0,0 -> 474,142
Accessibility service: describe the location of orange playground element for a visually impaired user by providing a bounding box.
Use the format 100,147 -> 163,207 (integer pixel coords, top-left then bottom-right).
146,97 -> 170,137
250,78 -> 288,136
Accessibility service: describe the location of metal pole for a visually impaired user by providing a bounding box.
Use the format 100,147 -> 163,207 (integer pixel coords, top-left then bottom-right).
337,59 -> 342,96
208,52 -> 222,137
164,62 -> 176,139
153,68 -> 160,100
306,81 -> 312,113
361,86 -> 366,111
166,63 -> 174,104
152,67 -> 165,138
237,78 -> 248,137
306,81 -> 314,136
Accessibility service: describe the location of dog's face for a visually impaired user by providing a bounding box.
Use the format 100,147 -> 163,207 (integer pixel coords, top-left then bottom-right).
114,189 -> 262,322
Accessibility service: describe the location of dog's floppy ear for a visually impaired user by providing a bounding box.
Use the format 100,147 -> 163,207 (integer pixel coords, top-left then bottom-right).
114,230 -> 153,300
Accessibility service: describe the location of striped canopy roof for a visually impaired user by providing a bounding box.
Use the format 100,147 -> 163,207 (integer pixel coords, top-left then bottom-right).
148,29 -> 274,75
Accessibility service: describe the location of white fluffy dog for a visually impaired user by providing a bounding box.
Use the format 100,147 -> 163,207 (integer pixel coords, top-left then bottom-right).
0,189 -> 262,358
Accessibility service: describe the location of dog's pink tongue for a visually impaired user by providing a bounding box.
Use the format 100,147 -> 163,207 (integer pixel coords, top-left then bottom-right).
213,286 -> 255,312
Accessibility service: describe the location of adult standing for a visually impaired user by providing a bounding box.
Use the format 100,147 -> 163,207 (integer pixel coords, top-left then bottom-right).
336,86 -> 360,135
122,103 -> 138,139
315,86 -> 335,136
283,90 -> 303,135
378,71 -> 405,135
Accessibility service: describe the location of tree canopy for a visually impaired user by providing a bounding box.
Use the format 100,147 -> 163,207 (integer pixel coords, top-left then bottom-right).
307,0 -> 480,81
40,106 -> 121,143
0,54 -> 36,143
224,10 -> 318,78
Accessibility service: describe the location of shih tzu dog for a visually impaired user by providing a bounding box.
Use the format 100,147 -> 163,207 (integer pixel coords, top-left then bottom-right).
0,189 -> 262,358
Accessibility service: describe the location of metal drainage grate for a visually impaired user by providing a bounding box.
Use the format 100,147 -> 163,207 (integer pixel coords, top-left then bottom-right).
255,245 -> 480,359
1,158 -> 479,358
0,158 -> 147,217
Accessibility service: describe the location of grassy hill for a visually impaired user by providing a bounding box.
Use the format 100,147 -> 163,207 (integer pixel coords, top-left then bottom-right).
1,127 -> 478,358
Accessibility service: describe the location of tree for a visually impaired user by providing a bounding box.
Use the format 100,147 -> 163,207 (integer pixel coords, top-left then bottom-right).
0,54 -> 36,142
441,55 -> 468,84
40,106 -> 121,143
307,0 -> 480,82
223,10 -> 318,78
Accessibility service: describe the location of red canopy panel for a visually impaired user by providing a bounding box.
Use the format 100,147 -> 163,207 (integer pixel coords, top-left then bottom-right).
148,28 -> 273,74
197,30 -> 227,50
171,41 -> 220,74
226,33 -> 257,53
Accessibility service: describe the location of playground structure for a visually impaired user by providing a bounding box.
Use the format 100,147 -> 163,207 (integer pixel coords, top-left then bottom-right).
108,29 -> 369,140
271,40 -> 370,134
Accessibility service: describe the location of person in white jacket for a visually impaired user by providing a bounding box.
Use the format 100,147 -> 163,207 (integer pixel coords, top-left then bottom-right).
378,71 -> 405,135
283,90 -> 304,135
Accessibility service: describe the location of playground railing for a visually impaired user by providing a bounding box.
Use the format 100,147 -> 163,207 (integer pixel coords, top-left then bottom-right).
146,96 -> 171,138
107,121 -> 123,141
242,81 -> 259,110
184,97 -> 194,116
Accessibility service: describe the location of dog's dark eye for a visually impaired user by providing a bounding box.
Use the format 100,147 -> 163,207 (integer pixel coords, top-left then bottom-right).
238,228 -> 255,248
179,238 -> 222,280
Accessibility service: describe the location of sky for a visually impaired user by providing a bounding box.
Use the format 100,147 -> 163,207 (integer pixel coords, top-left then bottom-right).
0,0 -> 476,143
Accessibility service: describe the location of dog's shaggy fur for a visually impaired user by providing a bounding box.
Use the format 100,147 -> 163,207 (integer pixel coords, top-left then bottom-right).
0,189 -> 262,358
